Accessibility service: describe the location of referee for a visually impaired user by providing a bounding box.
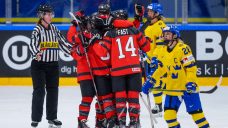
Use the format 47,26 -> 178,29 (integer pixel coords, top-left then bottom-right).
29,4 -> 72,128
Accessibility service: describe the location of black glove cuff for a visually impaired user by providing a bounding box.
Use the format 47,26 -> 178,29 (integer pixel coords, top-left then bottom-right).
134,15 -> 143,22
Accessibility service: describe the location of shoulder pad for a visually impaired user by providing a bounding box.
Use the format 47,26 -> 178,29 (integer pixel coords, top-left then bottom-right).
177,40 -> 186,47
178,43 -> 184,47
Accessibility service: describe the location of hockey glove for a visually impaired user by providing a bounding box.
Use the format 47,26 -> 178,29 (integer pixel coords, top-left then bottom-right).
185,82 -> 197,94
71,44 -> 85,56
79,31 -> 93,48
142,77 -> 156,94
71,20 -> 77,26
146,57 -> 159,77
89,30 -> 102,45
150,57 -> 159,69
134,4 -> 145,22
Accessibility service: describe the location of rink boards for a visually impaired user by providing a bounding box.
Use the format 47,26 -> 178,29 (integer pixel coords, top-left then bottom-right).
0,24 -> 227,86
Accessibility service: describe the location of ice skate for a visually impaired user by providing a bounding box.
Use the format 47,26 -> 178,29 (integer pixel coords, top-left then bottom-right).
48,119 -> 62,128
128,117 -> 141,128
151,104 -> 163,117
118,117 -> 127,128
107,117 -> 118,128
96,118 -> 106,128
78,119 -> 90,128
31,121 -> 38,128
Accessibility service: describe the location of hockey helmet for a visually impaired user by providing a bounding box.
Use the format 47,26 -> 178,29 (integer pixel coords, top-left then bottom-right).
147,3 -> 163,15
163,25 -> 180,39
98,3 -> 111,15
37,4 -> 54,18
112,9 -> 128,20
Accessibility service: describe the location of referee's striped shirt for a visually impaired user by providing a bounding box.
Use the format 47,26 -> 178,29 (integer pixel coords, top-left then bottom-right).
29,23 -> 72,62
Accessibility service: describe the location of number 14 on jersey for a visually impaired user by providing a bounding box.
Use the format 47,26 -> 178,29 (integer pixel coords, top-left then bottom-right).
116,36 -> 137,59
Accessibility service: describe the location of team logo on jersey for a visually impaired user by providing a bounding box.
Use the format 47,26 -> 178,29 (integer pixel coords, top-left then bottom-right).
171,73 -> 178,79
173,65 -> 182,70
182,55 -> 195,64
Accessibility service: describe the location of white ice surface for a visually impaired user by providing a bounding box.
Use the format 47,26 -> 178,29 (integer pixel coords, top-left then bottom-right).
0,86 -> 228,128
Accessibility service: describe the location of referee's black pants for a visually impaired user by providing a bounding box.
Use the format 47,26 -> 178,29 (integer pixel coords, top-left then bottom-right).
31,60 -> 59,122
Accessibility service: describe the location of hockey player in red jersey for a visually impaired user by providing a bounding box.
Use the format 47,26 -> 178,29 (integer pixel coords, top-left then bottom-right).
68,10 -> 95,128
68,10 -> 106,128
88,4 -> 118,128
94,10 -> 150,128
68,5 -> 117,128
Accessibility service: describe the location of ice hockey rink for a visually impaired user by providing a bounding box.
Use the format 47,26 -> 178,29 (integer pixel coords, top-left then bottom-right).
0,86 -> 227,128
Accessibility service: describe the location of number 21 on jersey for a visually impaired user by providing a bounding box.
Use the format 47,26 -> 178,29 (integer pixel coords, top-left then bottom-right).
116,36 -> 137,59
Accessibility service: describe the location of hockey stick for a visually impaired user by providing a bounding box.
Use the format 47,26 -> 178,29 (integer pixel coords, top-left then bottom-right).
199,76 -> 222,93
151,76 -> 222,94
147,93 -> 155,128
139,93 -> 157,124
139,50 -> 156,127
69,12 -> 102,110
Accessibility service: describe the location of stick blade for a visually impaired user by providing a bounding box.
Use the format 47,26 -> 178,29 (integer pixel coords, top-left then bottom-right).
216,75 -> 223,86
200,76 -> 222,94
69,12 -> 74,19
69,12 -> 81,24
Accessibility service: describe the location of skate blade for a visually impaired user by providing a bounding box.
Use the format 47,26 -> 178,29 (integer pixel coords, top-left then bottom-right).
48,124 -> 61,128
153,112 -> 163,118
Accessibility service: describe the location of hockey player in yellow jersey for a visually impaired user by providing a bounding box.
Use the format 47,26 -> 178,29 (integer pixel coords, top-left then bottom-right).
144,3 -> 166,58
134,2 -> 167,115
142,25 -> 210,128
134,2 -> 166,61
143,3 -> 166,115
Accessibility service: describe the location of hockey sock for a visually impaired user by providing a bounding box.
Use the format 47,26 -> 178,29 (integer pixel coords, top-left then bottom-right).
152,84 -> 163,105
164,110 -> 180,128
102,93 -> 116,119
115,91 -> 127,119
95,97 -> 105,120
127,91 -> 140,120
191,112 -> 210,128
78,96 -> 93,121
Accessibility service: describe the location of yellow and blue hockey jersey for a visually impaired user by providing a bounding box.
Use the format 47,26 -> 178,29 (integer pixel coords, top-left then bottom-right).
144,20 -> 166,59
152,40 -> 199,96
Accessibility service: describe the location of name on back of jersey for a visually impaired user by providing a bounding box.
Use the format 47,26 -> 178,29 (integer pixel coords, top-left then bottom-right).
117,29 -> 128,36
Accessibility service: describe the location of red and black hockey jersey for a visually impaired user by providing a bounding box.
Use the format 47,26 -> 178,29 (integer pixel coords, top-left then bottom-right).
67,25 -> 110,82
94,19 -> 150,76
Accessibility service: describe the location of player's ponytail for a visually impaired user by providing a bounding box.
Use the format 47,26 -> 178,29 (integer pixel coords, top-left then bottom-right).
37,18 -> 42,25
157,15 -> 165,21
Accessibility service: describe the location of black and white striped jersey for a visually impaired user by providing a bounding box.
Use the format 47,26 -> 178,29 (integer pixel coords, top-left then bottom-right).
29,23 -> 72,62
